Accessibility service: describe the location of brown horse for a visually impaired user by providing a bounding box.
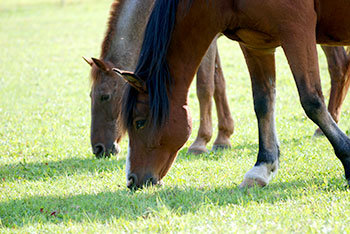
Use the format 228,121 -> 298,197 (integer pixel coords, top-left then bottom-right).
87,0 -> 349,158
114,0 -> 350,189
85,0 -> 233,158
316,46 -> 350,136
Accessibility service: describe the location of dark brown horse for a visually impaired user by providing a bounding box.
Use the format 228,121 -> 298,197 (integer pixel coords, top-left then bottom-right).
85,0 -> 233,158
87,0 -> 349,158
114,0 -> 350,189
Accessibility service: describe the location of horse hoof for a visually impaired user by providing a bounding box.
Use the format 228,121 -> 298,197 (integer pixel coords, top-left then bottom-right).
212,144 -> 231,151
239,177 -> 267,189
239,163 -> 278,189
313,128 -> 325,137
187,146 -> 208,155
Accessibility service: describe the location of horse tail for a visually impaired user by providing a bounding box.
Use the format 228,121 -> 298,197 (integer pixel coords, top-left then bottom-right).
122,0 -> 182,130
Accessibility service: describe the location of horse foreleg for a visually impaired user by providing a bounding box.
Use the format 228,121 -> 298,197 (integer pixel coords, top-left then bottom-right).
212,44 -> 234,151
314,46 -> 350,136
239,45 -> 279,188
281,24 -> 350,186
187,39 -> 216,154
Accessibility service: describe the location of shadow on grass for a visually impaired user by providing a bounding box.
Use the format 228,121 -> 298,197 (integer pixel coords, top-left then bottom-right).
0,156 -> 125,183
0,134 -> 323,184
0,134 -> 335,183
1,176 -> 347,228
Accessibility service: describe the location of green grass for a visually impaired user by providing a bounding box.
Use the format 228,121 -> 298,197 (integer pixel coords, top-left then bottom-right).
1,0 -> 350,233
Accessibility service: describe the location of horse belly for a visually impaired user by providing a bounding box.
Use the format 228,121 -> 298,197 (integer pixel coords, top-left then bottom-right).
317,22 -> 350,45
225,29 -> 279,49
316,0 -> 350,45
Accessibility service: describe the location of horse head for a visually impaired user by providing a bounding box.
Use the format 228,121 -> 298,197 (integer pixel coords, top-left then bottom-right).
84,57 -> 126,158
114,68 -> 192,189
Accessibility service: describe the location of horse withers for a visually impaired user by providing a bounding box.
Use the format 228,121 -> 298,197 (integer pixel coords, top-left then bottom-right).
115,0 -> 350,189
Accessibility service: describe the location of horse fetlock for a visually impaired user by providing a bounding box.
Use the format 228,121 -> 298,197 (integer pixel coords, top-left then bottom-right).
239,162 -> 278,188
198,129 -> 213,143
188,132 -> 212,155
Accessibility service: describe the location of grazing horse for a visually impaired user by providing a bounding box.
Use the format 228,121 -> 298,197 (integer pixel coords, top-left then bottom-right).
86,0 -> 349,158
85,0 -> 233,158
114,0 -> 350,189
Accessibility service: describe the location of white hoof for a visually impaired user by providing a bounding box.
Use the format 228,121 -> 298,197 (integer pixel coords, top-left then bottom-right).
239,162 -> 278,188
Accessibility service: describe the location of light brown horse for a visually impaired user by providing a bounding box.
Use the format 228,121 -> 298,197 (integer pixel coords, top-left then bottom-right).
316,46 -> 350,136
85,0 -> 233,158
114,0 -> 350,189
87,0 -> 350,158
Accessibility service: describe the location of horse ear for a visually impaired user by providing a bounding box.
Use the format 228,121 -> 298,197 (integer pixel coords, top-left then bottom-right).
91,57 -> 108,72
112,68 -> 147,93
82,56 -> 93,66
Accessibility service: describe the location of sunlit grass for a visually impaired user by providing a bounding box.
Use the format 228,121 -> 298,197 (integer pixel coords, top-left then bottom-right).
1,0 -> 350,233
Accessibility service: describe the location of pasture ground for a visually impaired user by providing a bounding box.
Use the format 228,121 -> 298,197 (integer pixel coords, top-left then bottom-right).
1,0 -> 350,233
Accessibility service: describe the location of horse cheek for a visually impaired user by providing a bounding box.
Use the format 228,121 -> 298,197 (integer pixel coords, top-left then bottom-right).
170,104 -> 192,151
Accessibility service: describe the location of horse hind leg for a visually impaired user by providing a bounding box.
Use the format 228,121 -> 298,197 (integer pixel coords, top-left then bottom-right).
212,44 -> 234,151
281,24 -> 350,186
187,39 -> 216,155
239,45 -> 279,188
314,46 -> 350,136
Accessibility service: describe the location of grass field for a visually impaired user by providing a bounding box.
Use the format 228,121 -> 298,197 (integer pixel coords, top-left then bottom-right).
1,0 -> 350,233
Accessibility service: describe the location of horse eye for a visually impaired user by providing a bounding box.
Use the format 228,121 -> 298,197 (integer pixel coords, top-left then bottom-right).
135,119 -> 146,130
100,94 -> 111,102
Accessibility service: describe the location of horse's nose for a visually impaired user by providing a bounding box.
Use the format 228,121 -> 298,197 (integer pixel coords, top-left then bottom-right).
127,173 -> 138,190
127,173 -> 157,190
143,173 -> 156,186
93,143 -> 106,157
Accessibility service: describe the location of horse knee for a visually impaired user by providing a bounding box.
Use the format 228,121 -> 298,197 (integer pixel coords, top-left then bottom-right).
198,126 -> 213,142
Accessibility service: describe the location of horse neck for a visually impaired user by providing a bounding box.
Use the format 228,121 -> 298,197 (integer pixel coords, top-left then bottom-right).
101,0 -> 155,70
168,41 -> 214,106
167,5 -> 221,106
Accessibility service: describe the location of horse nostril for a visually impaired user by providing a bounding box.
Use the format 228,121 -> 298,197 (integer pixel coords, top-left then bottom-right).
146,177 -> 155,186
93,143 -> 105,157
144,173 -> 156,186
127,173 -> 138,190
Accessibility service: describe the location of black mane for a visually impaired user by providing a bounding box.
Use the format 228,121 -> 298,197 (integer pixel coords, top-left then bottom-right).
122,0 -> 181,130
